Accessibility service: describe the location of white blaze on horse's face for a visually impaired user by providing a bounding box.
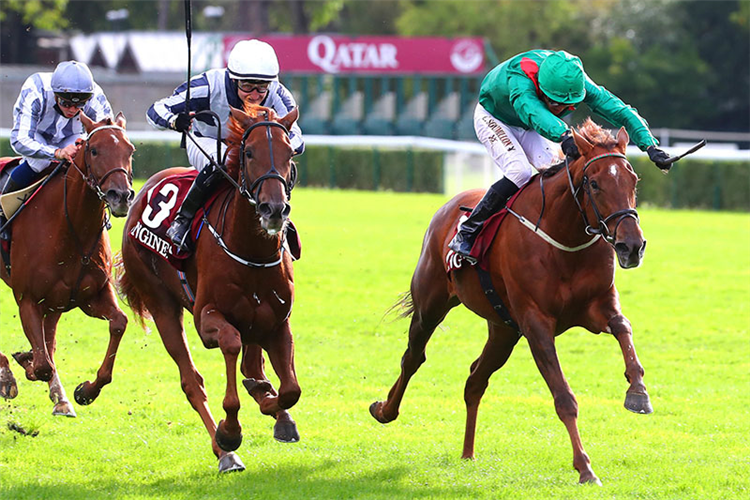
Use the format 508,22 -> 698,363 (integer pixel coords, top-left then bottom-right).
609,163 -> 618,178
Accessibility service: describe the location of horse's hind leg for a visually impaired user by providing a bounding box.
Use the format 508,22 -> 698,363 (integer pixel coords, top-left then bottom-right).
370,252 -> 455,424
74,284 -> 128,406
609,315 -> 652,414
462,322 -> 520,459
241,344 -> 299,443
524,316 -> 600,485
0,352 -> 18,399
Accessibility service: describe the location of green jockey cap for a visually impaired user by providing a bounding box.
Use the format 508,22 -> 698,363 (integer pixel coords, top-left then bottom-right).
538,51 -> 586,104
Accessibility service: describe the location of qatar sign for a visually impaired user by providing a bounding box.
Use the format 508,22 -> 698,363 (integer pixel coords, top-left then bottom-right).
223,35 -> 485,75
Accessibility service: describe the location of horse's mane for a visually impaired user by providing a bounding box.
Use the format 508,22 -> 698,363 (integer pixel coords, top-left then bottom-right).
542,118 -> 618,178
225,104 -> 280,178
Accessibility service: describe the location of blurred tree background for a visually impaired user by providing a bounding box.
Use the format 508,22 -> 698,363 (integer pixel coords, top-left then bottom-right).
1,0 -> 748,132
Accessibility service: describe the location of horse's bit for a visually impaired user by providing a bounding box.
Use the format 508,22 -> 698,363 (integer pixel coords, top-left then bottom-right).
238,112 -> 297,206
565,152 -> 640,246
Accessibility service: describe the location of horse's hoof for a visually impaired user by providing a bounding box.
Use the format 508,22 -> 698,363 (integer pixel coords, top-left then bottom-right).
0,370 -> 18,399
625,391 -> 653,414
215,419 -> 243,452
579,475 -> 602,486
52,401 -> 77,417
369,401 -> 396,424
274,419 -> 300,443
242,378 -> 273,397
74,382 -> 96,406
218,452 -> 245,473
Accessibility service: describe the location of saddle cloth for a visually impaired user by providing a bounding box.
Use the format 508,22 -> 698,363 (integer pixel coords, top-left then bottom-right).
129,171 -> 301,271
445,182 -> 530,273
0,157 -> 52,218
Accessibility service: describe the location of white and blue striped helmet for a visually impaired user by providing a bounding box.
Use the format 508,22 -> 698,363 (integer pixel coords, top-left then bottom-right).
51,61 -> 94,102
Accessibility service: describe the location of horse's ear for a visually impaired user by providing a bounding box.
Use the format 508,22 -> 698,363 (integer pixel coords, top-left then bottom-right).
280,107 -> 299,131
79,110 -> 95,132
572,128 -> 594,156
229,106 -> 249,125
615,127 -> 629,152
114,111 -> 127,129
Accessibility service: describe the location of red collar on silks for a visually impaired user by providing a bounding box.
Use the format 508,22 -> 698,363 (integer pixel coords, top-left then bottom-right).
445,182 -> 530,274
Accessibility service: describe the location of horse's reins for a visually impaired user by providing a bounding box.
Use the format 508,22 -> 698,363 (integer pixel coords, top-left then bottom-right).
72,124 -> 133,200
64,124 -> 133,305
561,152 -> 639,246
239,111 -> 297,205
194,112 -> 297,268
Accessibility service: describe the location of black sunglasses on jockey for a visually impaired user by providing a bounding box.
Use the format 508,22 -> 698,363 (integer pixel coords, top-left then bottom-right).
235,79 -> 270,94
55,92 -> 92,109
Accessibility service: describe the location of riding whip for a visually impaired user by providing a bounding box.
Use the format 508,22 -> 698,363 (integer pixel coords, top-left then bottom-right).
180,0 -> 192,149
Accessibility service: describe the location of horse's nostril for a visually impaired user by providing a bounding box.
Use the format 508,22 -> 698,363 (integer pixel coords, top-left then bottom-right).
127,189 -> 135,202
614,242 -> 629,255
282,203 -> 291,218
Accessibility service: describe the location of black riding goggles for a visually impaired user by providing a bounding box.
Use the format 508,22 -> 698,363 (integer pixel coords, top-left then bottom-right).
235,80 -> 270,94
55,93 -> 92,108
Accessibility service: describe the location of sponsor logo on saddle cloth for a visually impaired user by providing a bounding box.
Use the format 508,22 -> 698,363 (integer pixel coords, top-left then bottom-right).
444,186 -> 528,274
129,171 -> 202,268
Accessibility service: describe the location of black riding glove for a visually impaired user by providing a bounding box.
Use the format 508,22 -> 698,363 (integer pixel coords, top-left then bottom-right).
561,130 -> 580,159
170,112 -> 192,133
647,146 -> 673,171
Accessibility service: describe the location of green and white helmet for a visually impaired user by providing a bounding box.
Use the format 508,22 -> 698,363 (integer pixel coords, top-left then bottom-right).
538,51 -> 585,104
227,39 -> 279,81
51,61 -> 94,102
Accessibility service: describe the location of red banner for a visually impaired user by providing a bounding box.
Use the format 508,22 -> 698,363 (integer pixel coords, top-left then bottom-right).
223,35 -> 486,75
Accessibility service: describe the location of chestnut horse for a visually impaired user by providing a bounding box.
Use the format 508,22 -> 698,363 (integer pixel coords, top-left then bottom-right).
118,106 -> 301,473
370,119 -> 652,485
0,112 -> 134,416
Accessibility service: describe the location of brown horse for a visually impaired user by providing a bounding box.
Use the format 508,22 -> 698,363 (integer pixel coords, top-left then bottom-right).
0,112 -> 134,416
370,119 -> 652,485
118,105 -> 301,472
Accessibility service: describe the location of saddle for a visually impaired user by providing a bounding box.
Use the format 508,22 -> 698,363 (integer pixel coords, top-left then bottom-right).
129,171 -> 301,271
445,182 -> 530,273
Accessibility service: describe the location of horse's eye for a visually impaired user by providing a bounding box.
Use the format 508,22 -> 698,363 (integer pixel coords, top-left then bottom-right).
590,180 -> 599,190
245,150 -> 253,159
90,148 -> 98,156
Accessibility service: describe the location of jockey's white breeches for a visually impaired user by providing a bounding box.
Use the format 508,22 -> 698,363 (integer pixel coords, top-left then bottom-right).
186,135 -> 227,172
473,103 -> 562,188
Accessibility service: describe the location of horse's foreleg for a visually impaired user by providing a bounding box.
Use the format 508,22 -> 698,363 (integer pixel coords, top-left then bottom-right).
609,315 -> 652,414
251,322 -> 300,417
74,285 -> 128,406
462,322 -> 520,459
241,344 -> 299,443
16,299 -> 54,382
0,352 -> 18,399
525,317 -> 601,486
200,306 -> 243,452
39,312 -> 76,417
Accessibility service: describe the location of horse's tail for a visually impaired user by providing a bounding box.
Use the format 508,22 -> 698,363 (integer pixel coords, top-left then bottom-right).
113,252 -> 151,327
385,291 -> 416,320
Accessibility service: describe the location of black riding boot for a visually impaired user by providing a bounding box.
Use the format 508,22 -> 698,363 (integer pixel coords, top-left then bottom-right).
166,167 -> 217,252
0,177 -> 23,242
448,177 -> 520,262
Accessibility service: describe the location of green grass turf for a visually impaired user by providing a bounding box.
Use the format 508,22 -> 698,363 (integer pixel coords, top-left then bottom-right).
1,187 -> 748,499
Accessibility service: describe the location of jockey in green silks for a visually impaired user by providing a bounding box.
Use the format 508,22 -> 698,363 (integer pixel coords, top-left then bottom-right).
449,49 -> 674,263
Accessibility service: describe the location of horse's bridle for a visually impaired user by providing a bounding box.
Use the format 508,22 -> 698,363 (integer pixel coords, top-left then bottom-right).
565,152 -> 640,246
238,112 -> 297,206
72,124 -> 133,201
